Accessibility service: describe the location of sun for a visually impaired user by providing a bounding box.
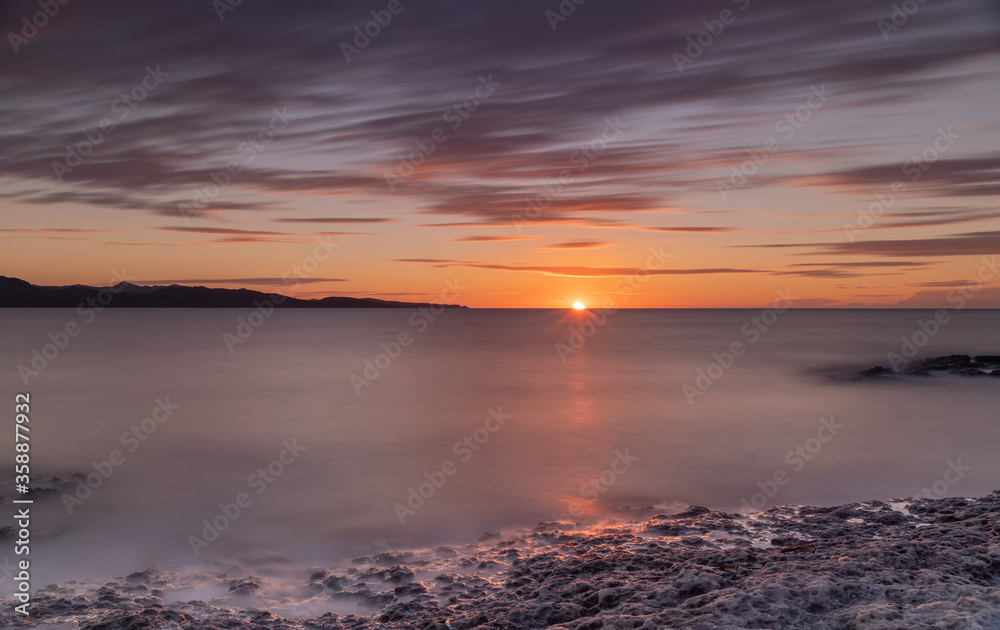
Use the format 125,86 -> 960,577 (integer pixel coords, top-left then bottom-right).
572,302 -> 586,310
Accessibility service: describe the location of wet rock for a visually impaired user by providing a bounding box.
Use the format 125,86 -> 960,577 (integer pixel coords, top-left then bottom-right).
859,365 -> 893,377
361,591 -> 395,609
874,510 -> 909,525
125,569 -> 156,584
370,551 -> 413,566
378,600 -> 435,623
858,354 -> 1000,378
6,492 -> 1000,630
324,574 -> 351,591
393,582 -> 427,597
228,578 -> 264,596
361,565 -> 414,584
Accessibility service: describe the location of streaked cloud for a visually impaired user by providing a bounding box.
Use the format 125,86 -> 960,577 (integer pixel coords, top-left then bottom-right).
542,241 -> 611,250
273,217 -> 395,224
135,277 -> 346,286
396,259 -> 758,278
453,235 -> 539,242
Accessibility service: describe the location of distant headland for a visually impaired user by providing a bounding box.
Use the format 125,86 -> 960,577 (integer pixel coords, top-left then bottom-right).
0,276 -> 469,309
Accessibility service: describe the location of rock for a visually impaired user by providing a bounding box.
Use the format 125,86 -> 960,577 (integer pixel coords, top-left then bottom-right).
857,354 -> 1000,378
6,492 -> 1000,630
324,574 -> 351,591
859,365 -> 893,377
227,578 -> 264,596
393,582 -> 427,597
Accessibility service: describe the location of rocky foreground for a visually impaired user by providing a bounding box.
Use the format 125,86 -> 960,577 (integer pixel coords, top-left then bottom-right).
3,493 -> 1000,630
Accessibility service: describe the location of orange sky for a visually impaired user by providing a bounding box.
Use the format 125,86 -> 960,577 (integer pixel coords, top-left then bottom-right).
1,1 -> 999,308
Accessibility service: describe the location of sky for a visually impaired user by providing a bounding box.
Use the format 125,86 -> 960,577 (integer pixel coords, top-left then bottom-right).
1,0 -> 999,308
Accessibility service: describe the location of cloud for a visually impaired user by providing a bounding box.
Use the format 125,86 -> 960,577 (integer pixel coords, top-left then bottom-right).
771,260 -> 934,277
805,209 -> 1000,233
790,261 -> 932,268
453,235 -> 538,242
158,227 -> 294,236
135,277 -> 345,286
542,241 -> 611,249
908,280 -> 982,287
0,0 -> 994,229
0,227 -> 114,234
824,231 -> 1000,257
893,287 -> 1000,308
272,217 -> 395,224
791,298 -> 843,307
793,154 -> 1000,198
868,210 -> 1000,230
395,259 -> 757,277
772,269 -> 907,279
748,231 -> 1000,258
154,226 -> 369,243
648,227 -> 739,233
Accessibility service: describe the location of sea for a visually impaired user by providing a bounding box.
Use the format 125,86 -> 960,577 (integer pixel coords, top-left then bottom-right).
0,308 -> 997,596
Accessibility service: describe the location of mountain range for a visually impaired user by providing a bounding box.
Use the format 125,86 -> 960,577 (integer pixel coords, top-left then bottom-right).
0,276 -> 468,309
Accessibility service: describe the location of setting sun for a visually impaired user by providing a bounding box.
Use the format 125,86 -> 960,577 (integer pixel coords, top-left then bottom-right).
572,302 -> 586,310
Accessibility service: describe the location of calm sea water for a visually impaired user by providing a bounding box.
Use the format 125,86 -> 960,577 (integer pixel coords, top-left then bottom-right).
1,308 -> 998,589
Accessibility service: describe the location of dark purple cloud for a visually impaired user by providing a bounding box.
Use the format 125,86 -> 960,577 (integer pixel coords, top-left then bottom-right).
751,230 -> 1000,257
0,0 -> 996,228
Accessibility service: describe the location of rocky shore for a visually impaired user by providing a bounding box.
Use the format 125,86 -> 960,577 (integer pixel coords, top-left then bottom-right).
3,492 -> 999,629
